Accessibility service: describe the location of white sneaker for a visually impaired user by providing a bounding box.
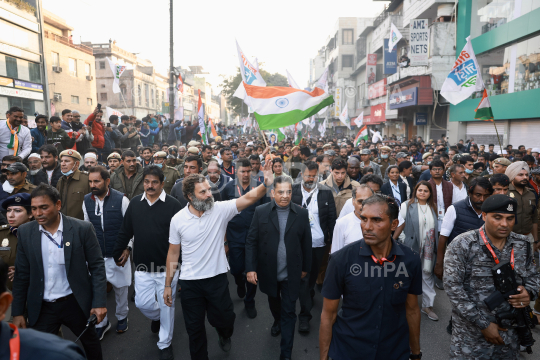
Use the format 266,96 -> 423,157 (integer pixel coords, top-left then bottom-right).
421,307 -> 439,321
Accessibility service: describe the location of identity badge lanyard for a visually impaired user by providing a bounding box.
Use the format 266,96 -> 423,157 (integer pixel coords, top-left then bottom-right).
43,231 -> 63,248
8,323 -> 20,360
479,227 -> 514,270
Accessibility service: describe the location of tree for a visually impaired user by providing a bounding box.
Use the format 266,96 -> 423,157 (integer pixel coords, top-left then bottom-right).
220,67 -> 289,118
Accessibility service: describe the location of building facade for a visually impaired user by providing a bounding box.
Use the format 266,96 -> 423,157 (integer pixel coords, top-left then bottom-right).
87,40 -> 170,120
43,9 -> 96,118
448,1 -> 540,149
0,0 -> 48,122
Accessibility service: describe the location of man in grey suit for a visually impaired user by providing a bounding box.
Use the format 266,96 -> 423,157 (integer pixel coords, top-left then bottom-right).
12,184 -> 107,360
246,175 -> 312,360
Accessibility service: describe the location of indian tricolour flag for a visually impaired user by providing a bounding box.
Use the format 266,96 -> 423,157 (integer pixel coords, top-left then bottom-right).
243,82 -> 334,130
474,89 -> 494,121
354,125 -> 368,147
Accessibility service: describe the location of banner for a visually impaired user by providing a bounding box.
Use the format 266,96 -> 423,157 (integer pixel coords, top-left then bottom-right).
409,19 -> 429,66
441,36 -> 484,105
366,54 -> 377,85
236,40 -> 266,86
107,57 -> 126,94
106,106 -> 123,121
388,23 -> 403,52
383,39 -> 397,74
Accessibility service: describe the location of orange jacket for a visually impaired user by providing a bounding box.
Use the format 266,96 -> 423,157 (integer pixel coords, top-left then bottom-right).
84,113 -> 105,149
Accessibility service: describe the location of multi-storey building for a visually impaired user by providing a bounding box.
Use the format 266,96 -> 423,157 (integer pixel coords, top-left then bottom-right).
43,9 -> 96,118
449,1 -> 540,148
0,0 -> 48,122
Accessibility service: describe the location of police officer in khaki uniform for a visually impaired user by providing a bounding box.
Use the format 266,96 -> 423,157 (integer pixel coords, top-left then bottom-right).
56,149 -> 90,220
505,161 -> 538,245
176,147 -> 201,178
377,146 -> 396,177
0,163 -> 36,204
152,151 -> 179,194
485,157 -> 511,178
0,193 -> 33,321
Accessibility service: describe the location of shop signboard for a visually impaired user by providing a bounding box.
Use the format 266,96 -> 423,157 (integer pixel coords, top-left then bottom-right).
383,39 -> 397,74
389,87 -> 418,109
367,103 -> 386,124
409,19 -> 429,66
368,78 -> 387,99
415,112 -> 428,125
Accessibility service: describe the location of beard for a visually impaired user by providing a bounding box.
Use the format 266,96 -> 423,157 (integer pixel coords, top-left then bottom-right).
191,195 -> 214,212
302,180 -> 316,190
29,168 -> 41,175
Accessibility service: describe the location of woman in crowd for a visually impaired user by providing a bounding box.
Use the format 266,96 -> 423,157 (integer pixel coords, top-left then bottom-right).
394,180 -> 439,322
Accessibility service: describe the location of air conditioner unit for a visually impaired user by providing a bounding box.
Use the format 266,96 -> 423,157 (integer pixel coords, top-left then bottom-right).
53,94 -> 62,102
52,66 -> 62,73
86,75 -> 93,81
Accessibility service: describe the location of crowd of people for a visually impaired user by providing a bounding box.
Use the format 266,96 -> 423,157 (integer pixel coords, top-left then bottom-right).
0,104 -> 539,360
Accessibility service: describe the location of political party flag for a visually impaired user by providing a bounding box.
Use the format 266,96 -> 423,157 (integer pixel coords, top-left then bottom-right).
236,40 -> 266,86
107,57 -> 126,94
474,89 -> 494,121
286,70 -> 300,89
177,74 -> 184,93
354,112 -> 364,127
316,67 -> 330,116
209,118 -> 218,137
388,23 -> 403,52
441,36 -> 485,105
309,117 -> 316,129
197,90 -> 207,144
242,82 -> 334,130
354,125 -> 368,147
318,117 -> 327,137
339,102 -> 351,130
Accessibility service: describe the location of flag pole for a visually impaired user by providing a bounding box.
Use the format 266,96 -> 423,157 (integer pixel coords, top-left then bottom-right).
493,121 -> 503,154
260,129 -> 269,147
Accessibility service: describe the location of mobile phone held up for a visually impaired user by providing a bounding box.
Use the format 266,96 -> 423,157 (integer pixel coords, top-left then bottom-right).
97,103 -> 102,111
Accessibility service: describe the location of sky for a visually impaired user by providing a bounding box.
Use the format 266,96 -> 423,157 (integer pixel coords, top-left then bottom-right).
43,0 -> 388,92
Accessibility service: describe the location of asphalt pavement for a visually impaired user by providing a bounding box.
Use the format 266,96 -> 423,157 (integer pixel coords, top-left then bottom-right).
62,273 -> 540,360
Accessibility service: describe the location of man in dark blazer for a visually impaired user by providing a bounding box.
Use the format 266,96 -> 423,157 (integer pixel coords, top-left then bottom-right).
12,184 -> 107,360
246,175 -> 312,360
290,161 -> 336,334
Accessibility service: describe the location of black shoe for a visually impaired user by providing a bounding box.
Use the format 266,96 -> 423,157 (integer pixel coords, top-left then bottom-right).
159,345 -> 174,360
446,319 -> 453,335
298,320 -> 310,334
151,320 -> 160,334
246,306 -> 257,319
279,356 -> 291,360
237,283 -> 246,299
435,281 -> 444,290
217,333 -> 231,352
271,321 -> 281,337
131,290 -> 136,302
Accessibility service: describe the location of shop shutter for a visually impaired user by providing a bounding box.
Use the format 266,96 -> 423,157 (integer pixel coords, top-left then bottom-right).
508,120 -> 540,149
466,121 -> 507,147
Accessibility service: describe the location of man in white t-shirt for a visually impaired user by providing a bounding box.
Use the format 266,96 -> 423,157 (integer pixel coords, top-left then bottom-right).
449,164 -> 467,204
331,185 -> 374,254
163,162 -> 273,359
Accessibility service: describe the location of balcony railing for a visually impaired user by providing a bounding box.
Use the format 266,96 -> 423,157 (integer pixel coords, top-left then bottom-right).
44,31 -> 93,55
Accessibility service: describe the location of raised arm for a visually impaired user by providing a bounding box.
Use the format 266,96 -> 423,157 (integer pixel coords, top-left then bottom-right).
236,160 -> 274,212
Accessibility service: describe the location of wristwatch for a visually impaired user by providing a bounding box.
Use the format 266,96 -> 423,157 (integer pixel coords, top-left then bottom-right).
224,241 -> 228,246
127,246 -> 132,252
410,352 -> 422,359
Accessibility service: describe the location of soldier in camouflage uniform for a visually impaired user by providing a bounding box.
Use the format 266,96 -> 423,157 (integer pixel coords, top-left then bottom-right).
444,194 -> 540,359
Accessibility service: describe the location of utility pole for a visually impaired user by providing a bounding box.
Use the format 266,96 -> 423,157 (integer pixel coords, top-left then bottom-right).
168,0 -> 175,122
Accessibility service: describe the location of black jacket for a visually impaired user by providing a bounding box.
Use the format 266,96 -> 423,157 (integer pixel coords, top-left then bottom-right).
381,180 -> 408,204
291,182 -> 337,245
33,163 -> 63,188
12,215 -> 107,327
399,176 -> 416,198
245,201 -> 312,301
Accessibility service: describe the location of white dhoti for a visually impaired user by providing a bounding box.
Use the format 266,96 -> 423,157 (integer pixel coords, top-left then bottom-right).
96,258 -> 131,328
134,270 -> 179,350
